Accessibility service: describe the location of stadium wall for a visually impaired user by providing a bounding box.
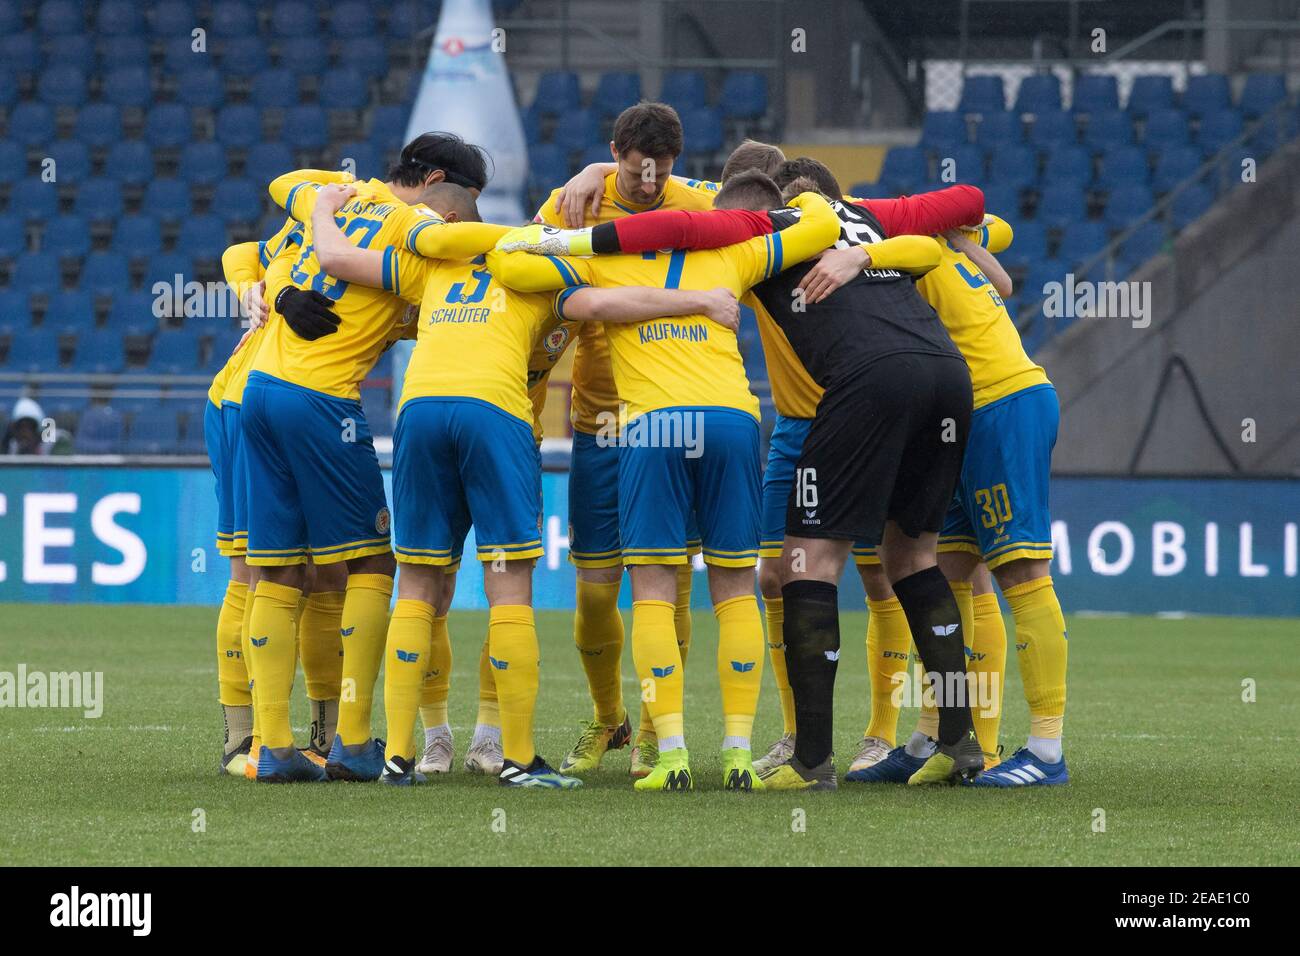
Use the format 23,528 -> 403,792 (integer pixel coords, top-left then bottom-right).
0,466 -> 1296,616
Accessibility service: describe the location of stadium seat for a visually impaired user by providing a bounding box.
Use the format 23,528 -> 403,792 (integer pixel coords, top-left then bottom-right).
552,109 -> 599,154
1102,183 -> 1155,230
161,33 -> 206,74
1197,109 -> 1244,154
1034,184 -> 1085,230
80,252 -> 131,298
879,146 -> 928,193
37,65 -> 87,107
1082,110 -> 1133,153
144,103 -> 194,149
681,107 -> 724,156
75,405 -> 125,452
279,36 -> 329,76
251,68 -> 298,108
148,328 -> 201,373
177,68 -> 226,109
1126,75 -> 1174,117
1057,220 -> 1110,265
37,0 -> 84,35
388,0 -> 437,38
987,144 -> 1036,189
1239,73 -> 1285,119
1028,109 -> 1076,150
214,104 -> 263,149
10,181 -> 59,223
1170,181 -> 1214,228
102,67 -> 153,108
338,36 -> 389,80
96,0 -> 143,36
1014,73 -> 1062,114
144,252 -> 194,290
0,215 -> 25,258
1023,257 -> 1069,302
210,1 -> 256,39
1072,73 -> 1119,112
973,111 -> 1022,149
42,214 -> 91,260
980,183 -> 1023,219
75,103 -> 122,148
958,74 -> 1005,113
47,140 -> 91,182
7,102 -> 55,147
0,31 -> 40,74
331,1 -> 377,36
176,214 -> 228,260
996,219 -> 1046,270
179,142 -> 229,186
1153,145 -> 1203,193
660,71 -> 708,113
720,72 -> 768,119
106,292 -> 156,330
149,0 -> 195,36
1097,145 -> 1149,188
4,327 -> 62,371
143,179 -> 193,224
526,143 -> 569,195
212,178 -> 263,225
593,72 -> 641,119
0,140 -> 25,183
1042,143 -> 1093,186
125,407 -> 182,454
0,290 -> 33,326
533,71 -> 581,117
369,105 -> 410,153
320,68 -> 369,111
1247,113 -> 1286,159
0,71 -> 16,110
47,290 -> 94,327
919,111 -> 968,153
1182,73 -> 1230,118
59,33 -> 96,74
113,214 -> 163,257
219,35 -> 271,78
244,142 -> 296,184
942,143 -> 985,183
272,0 -> 320,38
1143,108 -> 1190,151
333,141 -> 381,180
1118,221 -> 1165,273
282,105 -> 329,152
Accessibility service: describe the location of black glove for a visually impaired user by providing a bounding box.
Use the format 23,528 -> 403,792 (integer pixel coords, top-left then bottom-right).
275,287 -> 341,341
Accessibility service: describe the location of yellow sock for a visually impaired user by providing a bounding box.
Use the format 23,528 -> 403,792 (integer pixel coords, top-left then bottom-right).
217,580 -> 250,706
489,605 -> 540,766
336,572 -> 395,746
574,578 -> 626,727
1004,576 -> 1068,740
476,634 -> 500,728
674,564 -> 693,664
971,591 -> 1008,763
241,582 -> 259,745
384,599 -> 434,763
299,590 -> 344,701
865,596 -> 910,744
418,614 -> 453,730
762,596 -> 796,736
630,599 -> 684,745
715,595 -> 764,746
249,580 -> 301,750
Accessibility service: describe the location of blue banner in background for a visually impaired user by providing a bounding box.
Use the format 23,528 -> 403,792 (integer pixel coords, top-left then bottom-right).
0,467 -> 1296,616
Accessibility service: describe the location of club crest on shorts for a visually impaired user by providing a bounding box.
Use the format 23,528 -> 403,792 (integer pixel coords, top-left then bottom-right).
543,326 -> 570,355
375,507 -> 391,534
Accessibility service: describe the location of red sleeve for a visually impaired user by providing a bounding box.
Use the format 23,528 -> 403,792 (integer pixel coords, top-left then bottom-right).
856,184 -> 985,237
610,208 -> 774,253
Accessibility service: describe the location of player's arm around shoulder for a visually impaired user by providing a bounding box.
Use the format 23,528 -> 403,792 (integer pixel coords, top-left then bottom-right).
485,245 -> 577,294
558,285 -> 740,332
268,168 -> 356,220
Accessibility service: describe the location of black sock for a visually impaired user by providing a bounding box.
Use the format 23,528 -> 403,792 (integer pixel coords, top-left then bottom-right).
781,579 -> 840,768
890,566 -> 974,747
591,221 -> 620,253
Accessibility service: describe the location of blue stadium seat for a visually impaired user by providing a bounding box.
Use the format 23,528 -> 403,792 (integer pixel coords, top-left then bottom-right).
125,407 -> 182,454
578,143 -> 610,168
177,68 -> 225,109
179,142 -> 228,185
7,102 -> 55,147
1197,109 -> 1243,154
0,32 -> 40,74
1082,110 -> 1133,153
106,292 -> 155,330
0,140 -> 25,183
1028,109 -> 1076,150
1042,143 -> 1092,186
214,104 -> 262,149
113,214 -> 163,257
958,75 -> 1005,114
212,178 -> 262,224
96,0 -> 144,36
0,289 -> 33,326
333,141 -> 380,180
42,214 -> 91,260
369,105 -> 409,153
1171,182 -> 1214,228
0,0 -> 18,35
59,33 -> 96,74
102,67 -> 153,108
1057,220 -> 1110,265
75,103 -> 122,148
1014,73 -> 1061,114
150,0 -> 195,36
681,107 -> 724,156
282,105 -> 329,151
76,405 -> 125,452
1102,183 -> 1155,230
47,290 -> 94,326
218,35 -> 271,78
144,103 -> 193,149
9,181 -> 59,223
80,252 -> 131,298
997,219 -> 1046,270
143,178 -> 193,224
144,252 -> 193,289
1126,75 -> 1174,117
979,183 -> 1023,220
4,327 -> 62,371
337,36 -> 389,80
660,71 -> 708,113
593,72 -> 641,119
552,108 -> 599,154
388,0 -> 437,38
1023,257 -> 1069,301
244,142 -> 295,184
0,71 -> 15,110
533,71 -> 581,117
987,144 -> 1036,188
879,146 -> 928,193
332,1 -> 377,36
1247,113 -> 1286,159
1153,145 -> 1202,193
320,68 -> 369,110
38,65 -> 87,107
210,1 -> 256,39
1239,73 -> 1285,119
251,68 -> 298,108
1072,74 -> 1119,113
919,111 -> 967,153
1182,73 -> 1230,118
943,143 -> 985,183
160,33 -> 206,73
278,35 -> 328,75
526,143 -> 569,195
1118,221 -> 1165,273
0,214 -> 25,258
176,214 -> 228,260
147,328 -> 201,373
272,0 -> 319,37
973,111 -> 1021,149
1097,145 -> 1149,188
720,71 -> 768,119
1034,184 -> 1085,230
37,0 -> 84,35
520,103 -> 544,145
47,139 -> 91,181
1143,108 -> 1190,150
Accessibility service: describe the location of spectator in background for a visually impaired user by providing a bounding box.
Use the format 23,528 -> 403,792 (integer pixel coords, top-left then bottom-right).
4,397 -> 51,456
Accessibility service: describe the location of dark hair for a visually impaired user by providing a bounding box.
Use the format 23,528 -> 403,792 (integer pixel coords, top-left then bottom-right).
721,139 -> 786,182
713,168 -> 783,211
773,157 -> 842,199
421,183 -> 482,222
779,175 -> 826,205
388,132 -> 491,191
612,102 -> 683,159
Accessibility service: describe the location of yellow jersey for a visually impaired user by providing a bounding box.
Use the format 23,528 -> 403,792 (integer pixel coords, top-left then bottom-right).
916,215 -> 1050,409
525,319 -> 579,442
256,173 -> 509,399
535,173 -> 716,434
491,192 -> 841,423
746,291 -> 824,419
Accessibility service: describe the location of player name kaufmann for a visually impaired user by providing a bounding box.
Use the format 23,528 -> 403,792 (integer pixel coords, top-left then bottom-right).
637,320 -> 709,344
596,405 -> 705,459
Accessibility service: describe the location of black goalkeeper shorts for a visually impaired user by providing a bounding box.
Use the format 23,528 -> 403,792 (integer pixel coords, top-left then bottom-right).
784,352 -> 972,544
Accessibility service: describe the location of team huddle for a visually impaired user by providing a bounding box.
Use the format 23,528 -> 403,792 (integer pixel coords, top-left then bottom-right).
204,101 -> 1071,791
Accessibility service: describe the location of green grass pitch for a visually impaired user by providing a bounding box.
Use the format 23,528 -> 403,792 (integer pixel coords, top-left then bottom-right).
1,604 -> 1296,866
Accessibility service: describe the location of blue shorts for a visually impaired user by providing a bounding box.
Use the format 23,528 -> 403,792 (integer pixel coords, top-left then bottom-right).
393,397 -> 543,567
203,400 -> 238,556
760,414 -> 880,566
240,371 -> 391,566
619,407 -> 760,567
940,383 -> 1058,570
222,402 -> 249,556
569,429 -> 700,568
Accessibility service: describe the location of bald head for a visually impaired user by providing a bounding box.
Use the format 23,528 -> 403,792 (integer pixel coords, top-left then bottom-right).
420,182 -> 482,223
